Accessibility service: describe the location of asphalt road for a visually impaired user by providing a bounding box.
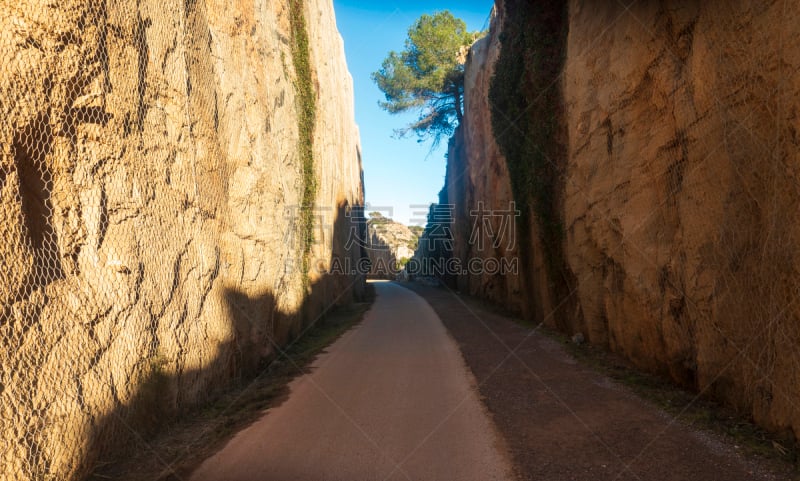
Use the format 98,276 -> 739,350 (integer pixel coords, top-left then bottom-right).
190,281 -> 513,481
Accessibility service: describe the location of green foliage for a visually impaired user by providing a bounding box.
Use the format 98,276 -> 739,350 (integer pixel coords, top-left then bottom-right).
368,212 -> 391,224
397,257 -> 411,270
372,11 -> 481,148
488,0 -> 568,282
289,0 -> 317,287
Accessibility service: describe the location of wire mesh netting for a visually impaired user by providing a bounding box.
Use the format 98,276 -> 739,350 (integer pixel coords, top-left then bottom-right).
0,0 -> 365,479
425,0 -> 800,447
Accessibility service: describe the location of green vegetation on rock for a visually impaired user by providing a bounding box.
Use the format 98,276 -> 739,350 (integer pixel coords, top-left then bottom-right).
488,1 -> 569,289
289,0 -> 317,288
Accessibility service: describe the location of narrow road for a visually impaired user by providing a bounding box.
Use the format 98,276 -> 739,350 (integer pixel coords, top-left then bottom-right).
190,281 -> 512,481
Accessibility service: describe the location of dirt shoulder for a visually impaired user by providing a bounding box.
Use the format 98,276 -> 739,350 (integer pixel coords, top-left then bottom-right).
401,281 -> 795,481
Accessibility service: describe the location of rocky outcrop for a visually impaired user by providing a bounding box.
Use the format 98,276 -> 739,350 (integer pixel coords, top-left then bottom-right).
0,1 -> 364,479
438,0 -> 800,440
365,213 -> 417,279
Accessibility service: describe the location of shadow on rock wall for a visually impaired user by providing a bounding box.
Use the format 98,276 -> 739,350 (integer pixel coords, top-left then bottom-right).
34,205 -> 366,481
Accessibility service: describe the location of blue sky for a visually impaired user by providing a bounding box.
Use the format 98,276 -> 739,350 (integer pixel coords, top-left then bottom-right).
332,0 -> 494,226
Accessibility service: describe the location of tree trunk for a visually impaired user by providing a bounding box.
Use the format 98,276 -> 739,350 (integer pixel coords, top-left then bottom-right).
454,83 -> 463,123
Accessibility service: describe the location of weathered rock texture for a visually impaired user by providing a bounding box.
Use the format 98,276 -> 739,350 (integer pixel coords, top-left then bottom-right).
441,1 -> 572,323
440,0 -> 800,440
365,213 -> 417,279
563,0 -> 800,438
444,4 -> 529,315
0,0 -> 364,479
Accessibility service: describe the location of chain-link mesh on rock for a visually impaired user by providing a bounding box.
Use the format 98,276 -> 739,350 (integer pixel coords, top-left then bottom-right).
0,0 -> 364,479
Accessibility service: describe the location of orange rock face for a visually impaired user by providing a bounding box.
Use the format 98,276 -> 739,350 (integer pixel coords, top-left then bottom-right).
444,5 -> 529,315
0,1 -> 364,479
447,0 -> 800,439
563,0 -> 800,435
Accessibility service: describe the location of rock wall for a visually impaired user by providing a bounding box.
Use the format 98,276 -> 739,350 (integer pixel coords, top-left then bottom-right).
442,0 -> 572,324
445,6 -> 526,312
563,0 -> 800,437
0,0 -> 365,479
441,0 -> 800,440
366,228 -> 396,280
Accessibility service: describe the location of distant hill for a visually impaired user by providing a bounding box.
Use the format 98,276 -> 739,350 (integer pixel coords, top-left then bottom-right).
366,213 -> 421,278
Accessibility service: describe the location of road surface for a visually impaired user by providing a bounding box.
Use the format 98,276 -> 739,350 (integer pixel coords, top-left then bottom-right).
190,281 -> 512,481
